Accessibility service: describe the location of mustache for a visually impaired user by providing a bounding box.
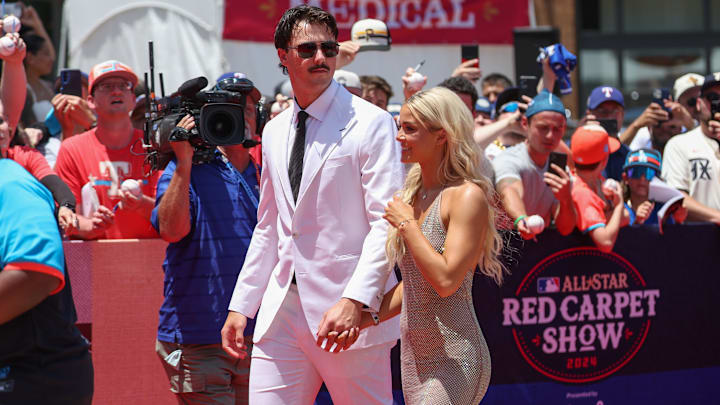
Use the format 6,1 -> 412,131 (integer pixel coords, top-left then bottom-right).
309,64 -> 330,71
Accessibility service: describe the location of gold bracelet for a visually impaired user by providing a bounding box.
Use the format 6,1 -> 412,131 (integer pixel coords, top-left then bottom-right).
398,218 -> 414,229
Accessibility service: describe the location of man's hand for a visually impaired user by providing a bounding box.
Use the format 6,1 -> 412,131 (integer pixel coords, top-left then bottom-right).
0,34 -> 26,65
336,41 -> 360,69
57,206 -> 78,235
665,99 -> 694,130
221,311 -> 249,359
171,115 -> 196,164
116,188 -> 145,212
52,94 -> 96,130
634,103 -> 669,129
515,217 -> 535,240
316,298 -> 362,352
708,112 -> 720,139
634,201 -> 655,225
544,163 -> 572,203
401,67 -> 427,101
451,58 -> 482,82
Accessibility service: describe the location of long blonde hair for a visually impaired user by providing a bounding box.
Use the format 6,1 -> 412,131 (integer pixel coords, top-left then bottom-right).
387,87 -> 506,285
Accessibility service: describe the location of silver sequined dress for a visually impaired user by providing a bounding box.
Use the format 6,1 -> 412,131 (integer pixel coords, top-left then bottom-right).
399,192 -> 491,405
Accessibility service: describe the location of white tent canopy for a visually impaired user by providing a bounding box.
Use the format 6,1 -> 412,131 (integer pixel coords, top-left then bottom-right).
61,0 -> 514,103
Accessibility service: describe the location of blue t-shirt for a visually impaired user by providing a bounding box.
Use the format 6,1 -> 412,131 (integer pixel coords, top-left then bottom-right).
152,153 -> 259,344
0,159 -> 64,289
0,159 -> 88,370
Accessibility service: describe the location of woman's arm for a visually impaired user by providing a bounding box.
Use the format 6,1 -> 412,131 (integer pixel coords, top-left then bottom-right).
359,281 -> 403,329
389,184 -> 490,298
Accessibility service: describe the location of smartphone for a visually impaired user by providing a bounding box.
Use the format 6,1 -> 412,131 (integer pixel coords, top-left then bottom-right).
461,44 -> 479,68
548,152 -> 568,171
519,75 -> 538,98
598,118 -> 618,136
59,69 -> 83,97
651,88 -> 673,123
4,2 -> 22,17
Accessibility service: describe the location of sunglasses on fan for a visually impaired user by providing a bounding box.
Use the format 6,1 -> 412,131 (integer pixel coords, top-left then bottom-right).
287,41 -> 340,59
625,167 -> 658,181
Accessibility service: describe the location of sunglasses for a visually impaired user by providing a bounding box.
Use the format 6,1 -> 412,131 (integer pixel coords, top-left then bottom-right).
626,167 -> 657,181
287,41 -> 339,59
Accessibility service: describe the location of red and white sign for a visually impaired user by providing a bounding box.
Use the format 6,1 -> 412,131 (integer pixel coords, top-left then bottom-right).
223,0 -> 529,44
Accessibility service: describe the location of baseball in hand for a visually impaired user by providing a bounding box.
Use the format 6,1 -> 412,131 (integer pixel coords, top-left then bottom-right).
407,72 -> 425,90
0,36 -> 15,57
2,16 -> 21,34
526,215 -> 545,234
602,178 -> 620,195
121,179 -> 142,197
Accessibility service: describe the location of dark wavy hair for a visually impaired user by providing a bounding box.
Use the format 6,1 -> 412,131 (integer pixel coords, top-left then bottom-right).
274,5 -> 338,75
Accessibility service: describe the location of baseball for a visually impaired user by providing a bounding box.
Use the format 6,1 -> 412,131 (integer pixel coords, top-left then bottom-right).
526,215 -> 545,234
121,179 -> 142,197
407,72 -> 425,90
2,15 -> 20,34
0,36 -> 15,57
602,178 -> 620,195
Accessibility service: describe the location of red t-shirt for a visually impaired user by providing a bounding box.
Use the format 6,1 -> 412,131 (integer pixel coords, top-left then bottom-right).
55,128 -> 160,239
6,145 -> 54,180
571,175 -> 607,233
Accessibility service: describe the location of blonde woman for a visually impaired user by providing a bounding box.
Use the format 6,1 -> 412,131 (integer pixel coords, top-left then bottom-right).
354,87 -> 505,404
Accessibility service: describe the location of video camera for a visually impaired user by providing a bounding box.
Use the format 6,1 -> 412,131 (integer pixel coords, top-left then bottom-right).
141,42 -> 268,171
162,76 -> 258,146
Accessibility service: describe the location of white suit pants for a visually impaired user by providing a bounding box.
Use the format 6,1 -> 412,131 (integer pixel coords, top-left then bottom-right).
249,284 -> 394,404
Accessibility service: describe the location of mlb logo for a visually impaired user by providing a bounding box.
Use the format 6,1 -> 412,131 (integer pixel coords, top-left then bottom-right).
537,277 -> 560,293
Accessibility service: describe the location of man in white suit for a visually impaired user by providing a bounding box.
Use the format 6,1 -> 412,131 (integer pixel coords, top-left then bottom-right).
221,5 -> 403,404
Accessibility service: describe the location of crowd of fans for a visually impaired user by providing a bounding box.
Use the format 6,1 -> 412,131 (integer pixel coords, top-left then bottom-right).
3,2 -> 720,403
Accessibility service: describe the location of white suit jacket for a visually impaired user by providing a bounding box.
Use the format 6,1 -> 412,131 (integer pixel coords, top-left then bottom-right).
229,81 -> 403,349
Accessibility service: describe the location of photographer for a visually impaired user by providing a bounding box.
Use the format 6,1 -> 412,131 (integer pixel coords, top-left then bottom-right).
661,73 -> 720,224
151,75 -> 262,404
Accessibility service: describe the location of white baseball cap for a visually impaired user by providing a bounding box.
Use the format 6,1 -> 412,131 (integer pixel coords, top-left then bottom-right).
333,70 -> 361,90
351,19 -> 391,52
673,73 -> 704,101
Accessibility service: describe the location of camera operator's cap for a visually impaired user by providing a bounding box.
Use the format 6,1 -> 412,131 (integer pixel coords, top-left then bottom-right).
623,148 -> 662,173
525,89 -> 565,119
351,19 -> 391,51
701,72 -> 720,94
673,73 -> 704,100
216,72 -> 261,101
333,70 -> 361,91
89,60 -> 138,94
571,124 -> 621,164
494,87 -> 521,118
475,97 -> 492,115
587,86 -> 624,110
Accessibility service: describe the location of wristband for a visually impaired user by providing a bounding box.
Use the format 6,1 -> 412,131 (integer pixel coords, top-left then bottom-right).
513,215 -> 528,229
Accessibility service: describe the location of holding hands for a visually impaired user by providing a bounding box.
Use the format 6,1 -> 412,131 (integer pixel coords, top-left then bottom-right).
316,298 -> 362,353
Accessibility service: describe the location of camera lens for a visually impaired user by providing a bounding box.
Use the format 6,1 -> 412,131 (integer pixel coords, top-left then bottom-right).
209,111 -> 235,137
199,103 -> 246,146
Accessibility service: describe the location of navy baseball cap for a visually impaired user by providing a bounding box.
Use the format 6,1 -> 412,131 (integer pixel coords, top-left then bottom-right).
475,96 -> 492,115
526,89 -> 565,119
216,72 -> 261,101
587,86 -> 624,110
701,72 -> 720,94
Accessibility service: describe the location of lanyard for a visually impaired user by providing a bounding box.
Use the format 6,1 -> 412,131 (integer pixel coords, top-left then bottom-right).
222,155 -> 260,210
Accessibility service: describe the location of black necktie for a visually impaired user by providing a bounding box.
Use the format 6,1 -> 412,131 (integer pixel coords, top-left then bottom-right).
288,110 -> 309,202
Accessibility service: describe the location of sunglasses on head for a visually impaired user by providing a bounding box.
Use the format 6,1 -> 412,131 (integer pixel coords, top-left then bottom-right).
287,41 -> 339,59
626,167 -> 657,181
